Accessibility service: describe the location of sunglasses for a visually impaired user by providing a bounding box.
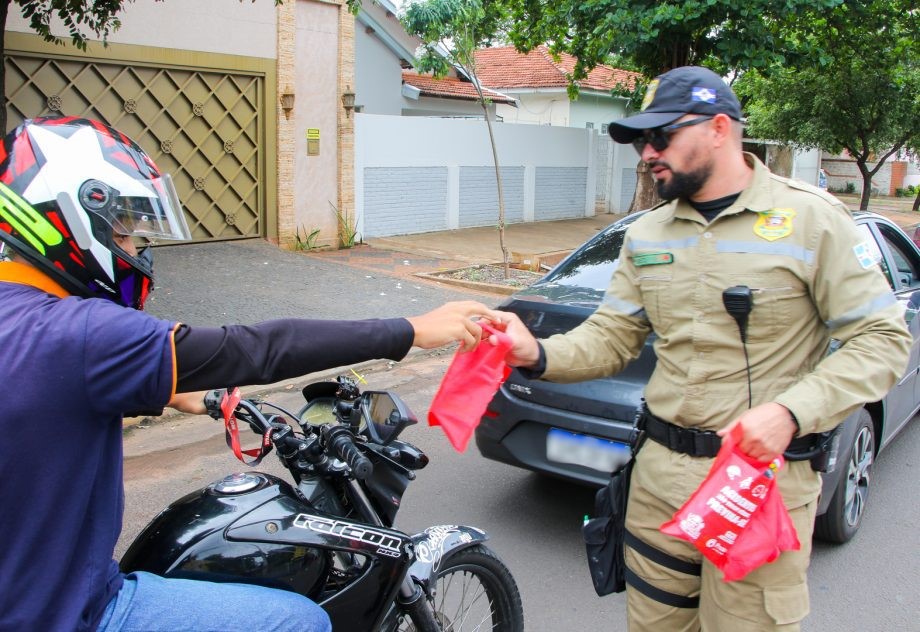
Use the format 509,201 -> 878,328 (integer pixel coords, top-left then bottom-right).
632,116 -> 715,154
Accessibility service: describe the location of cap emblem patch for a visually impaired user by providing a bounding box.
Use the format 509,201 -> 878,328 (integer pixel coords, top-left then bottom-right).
691,87 -> 717,103
641,79 -> 660,111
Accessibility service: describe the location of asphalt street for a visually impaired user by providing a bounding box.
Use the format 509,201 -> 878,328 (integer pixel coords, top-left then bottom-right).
144,239 -> 488,327
127,237 -> 919,631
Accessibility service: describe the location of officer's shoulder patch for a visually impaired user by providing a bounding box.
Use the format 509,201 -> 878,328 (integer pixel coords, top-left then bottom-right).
853,241 -> 881,269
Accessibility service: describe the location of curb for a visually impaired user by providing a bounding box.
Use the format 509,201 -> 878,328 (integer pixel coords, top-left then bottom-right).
414,270 -> 520,296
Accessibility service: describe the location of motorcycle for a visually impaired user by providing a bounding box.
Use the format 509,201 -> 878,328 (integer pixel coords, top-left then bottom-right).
120,376 -> 524,631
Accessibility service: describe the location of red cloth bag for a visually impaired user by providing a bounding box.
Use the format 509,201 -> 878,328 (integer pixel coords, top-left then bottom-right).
659,424 -> 800,581
428,323 -> 512,452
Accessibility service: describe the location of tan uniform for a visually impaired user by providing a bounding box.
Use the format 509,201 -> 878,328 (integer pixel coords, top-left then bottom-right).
541,154 -> 911,629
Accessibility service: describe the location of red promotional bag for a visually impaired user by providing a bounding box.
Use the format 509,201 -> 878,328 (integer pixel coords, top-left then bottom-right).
428,323 -> 512,452
660,424 -> 800,581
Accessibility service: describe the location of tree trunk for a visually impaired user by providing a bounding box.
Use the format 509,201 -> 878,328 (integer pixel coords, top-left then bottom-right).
856,160 -> 872,211
913,188 -> 920,212
628,161 -> 659,213
482,105 -> 510,278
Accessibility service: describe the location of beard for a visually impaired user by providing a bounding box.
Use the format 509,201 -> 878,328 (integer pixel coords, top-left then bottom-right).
654,156 -> 713,201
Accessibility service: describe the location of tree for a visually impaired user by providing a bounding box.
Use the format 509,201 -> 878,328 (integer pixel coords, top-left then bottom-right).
401,0 -> 514,276
738,1 -> 919,210
1,0 -> 295,133
501,0 -> 845,211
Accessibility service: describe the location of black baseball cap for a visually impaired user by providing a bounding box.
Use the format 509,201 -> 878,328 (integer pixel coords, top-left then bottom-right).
608,66 -> 743,143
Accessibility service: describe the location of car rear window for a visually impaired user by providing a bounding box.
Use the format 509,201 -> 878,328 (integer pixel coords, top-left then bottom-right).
541,217 -> 635,290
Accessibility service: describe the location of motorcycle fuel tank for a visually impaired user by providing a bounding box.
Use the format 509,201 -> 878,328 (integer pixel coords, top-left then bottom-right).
120,472 -> 415,629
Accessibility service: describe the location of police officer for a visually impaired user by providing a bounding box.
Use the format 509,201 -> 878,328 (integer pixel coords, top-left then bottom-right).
497,66 -> 911,630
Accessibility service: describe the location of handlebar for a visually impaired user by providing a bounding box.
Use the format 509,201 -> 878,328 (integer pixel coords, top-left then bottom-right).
324,425 -> 374,480
204,387 -> 374,479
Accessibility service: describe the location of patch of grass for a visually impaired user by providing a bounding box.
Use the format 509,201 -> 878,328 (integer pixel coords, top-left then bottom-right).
293,225 -> 322,251
331,202 -> 360,249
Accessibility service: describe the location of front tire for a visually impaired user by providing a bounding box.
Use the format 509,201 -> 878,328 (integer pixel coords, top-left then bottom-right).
396,544 -> 524,632
814,410 -> 875,543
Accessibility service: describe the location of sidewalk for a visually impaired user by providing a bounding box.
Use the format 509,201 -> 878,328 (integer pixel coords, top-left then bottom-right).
306,214 -> 618,280
308,195 -> 919,283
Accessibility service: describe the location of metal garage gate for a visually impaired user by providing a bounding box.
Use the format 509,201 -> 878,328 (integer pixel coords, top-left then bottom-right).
4,52 -> 265,242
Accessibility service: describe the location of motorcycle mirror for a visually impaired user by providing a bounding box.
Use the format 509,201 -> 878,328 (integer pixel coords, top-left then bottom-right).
360,391 -> 417,445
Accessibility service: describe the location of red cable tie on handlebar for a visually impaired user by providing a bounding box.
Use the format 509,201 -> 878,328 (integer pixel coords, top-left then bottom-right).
221,387 -> 272,466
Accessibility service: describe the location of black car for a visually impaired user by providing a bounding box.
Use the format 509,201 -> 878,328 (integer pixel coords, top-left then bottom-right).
475,211 -> 919,543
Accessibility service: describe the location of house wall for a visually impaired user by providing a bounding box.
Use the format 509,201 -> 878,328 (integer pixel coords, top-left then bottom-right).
496,91 -> 571,126
401,96 -> 494,118
791,148 -> 821,187
355,25 -> 405,115
292,1 -> 343,244
569,92 -> 628,130
823,157 -> 895,195
5,0 -> 277,57
355,114 -> 595,237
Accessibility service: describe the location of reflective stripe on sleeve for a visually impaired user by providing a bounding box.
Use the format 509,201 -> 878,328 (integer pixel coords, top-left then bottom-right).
629,236 -> 700,251
602,292 -> 645,317
826,292 -> 898,330
716,239 -> 815,264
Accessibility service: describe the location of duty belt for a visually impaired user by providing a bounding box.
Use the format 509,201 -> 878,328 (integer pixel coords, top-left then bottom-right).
642,409 -> 824,460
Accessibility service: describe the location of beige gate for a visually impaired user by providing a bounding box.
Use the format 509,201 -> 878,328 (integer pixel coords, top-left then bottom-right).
4,39 -> 273,242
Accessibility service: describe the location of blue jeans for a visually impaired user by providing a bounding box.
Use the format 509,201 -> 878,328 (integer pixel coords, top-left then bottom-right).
97,571 -> 331,632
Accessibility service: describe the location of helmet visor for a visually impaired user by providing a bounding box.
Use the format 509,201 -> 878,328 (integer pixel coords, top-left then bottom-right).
108,174 -> 191,241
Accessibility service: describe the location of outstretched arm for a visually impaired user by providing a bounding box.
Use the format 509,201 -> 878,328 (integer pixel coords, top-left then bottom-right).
172,301 -> 501,393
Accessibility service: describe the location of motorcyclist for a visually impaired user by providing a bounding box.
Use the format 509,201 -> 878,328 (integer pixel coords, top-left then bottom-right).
0,116 -> 500,632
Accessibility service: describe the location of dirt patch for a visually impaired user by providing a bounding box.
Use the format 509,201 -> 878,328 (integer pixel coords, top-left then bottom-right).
418,264 -> 544,295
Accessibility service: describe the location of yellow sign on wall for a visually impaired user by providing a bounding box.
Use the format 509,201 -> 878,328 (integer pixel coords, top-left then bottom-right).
306,128 -> 320,156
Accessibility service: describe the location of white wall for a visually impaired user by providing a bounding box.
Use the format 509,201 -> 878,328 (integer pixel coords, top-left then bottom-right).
791,148 -> 821,187
355,114 -> 596,236
5,0 -> 277,59
569,92 -> 628,131
355,28 -> 405,115
497,91 -> 571,126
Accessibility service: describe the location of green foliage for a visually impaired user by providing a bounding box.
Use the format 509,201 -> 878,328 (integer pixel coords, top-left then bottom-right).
896,186 -> 918,198
331,202 -> 359,249
501,0 -> 846,86
402,0 -> 508,79
737,0 -> 919,209
293,225 -> 323,251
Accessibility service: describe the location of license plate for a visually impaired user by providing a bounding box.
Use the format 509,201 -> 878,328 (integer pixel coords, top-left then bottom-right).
546,428 -> 631,473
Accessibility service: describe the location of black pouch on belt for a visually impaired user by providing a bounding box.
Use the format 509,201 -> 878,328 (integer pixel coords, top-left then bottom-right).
582,406 -> 646,596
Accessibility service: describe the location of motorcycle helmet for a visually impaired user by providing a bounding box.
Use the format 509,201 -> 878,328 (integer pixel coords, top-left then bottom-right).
0,116 -> 191,309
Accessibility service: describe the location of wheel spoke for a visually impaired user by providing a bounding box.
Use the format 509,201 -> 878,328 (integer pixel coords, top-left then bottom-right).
843,426 -> 874,527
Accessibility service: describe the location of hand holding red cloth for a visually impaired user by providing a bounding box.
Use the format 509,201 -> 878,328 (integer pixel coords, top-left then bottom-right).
428,323 -> 512,452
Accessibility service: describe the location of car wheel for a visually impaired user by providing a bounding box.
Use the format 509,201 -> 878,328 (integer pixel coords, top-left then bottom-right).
814,410 -> 875,543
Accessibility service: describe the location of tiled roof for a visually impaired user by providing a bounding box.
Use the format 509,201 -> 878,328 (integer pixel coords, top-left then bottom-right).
473,45 -> 640,93
402,71 -> 517,104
